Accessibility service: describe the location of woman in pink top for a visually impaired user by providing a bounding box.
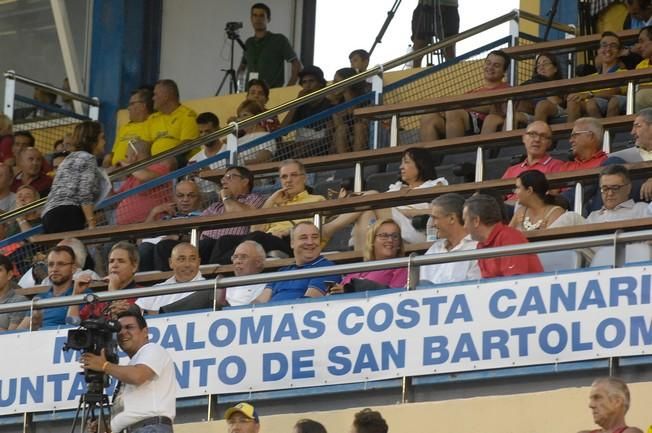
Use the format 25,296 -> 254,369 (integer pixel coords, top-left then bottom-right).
329,219 -> 408,294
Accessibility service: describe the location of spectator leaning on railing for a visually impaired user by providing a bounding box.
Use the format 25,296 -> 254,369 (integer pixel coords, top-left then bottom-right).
41,120 -> 109,233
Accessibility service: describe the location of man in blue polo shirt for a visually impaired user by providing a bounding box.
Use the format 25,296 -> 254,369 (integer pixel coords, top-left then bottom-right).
254,222 -> 340,303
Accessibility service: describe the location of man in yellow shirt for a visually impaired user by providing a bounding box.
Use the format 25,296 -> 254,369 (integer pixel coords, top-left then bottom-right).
634,25 -> 652,111
148,79 -> 199,156
104,88 -> 153,168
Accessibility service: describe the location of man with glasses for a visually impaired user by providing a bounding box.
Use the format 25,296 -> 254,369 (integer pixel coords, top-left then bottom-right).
588,165 -> 651,222
255,222 -> 340,303
203,159 -> 324,264
562,117 -> 608,171
501,121 -> 564,202
226,240 -> 266,306
198,166 -> 265,263
225,402 -> 260,433
104,88 -> 153,169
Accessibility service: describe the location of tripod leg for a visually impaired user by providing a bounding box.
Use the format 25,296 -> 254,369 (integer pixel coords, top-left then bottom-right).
69,398 -> 85,433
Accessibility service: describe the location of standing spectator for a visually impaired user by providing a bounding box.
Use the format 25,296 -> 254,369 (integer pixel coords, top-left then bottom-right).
0,254 -> 27,332
295,419 -> 327,433
463,194 -> 543,278
329,67 -> 370,153
578,377 -> 644,433
280,66 -> 333,158
349,49 -> 370,72
225,403 -> 260,433
351,409 -> 388,433
255,222 -> 341,303
41,121 -> 108,233
0,114 -> 13,163
115,140 -> 172,225
188,112 -> 223,202
235,100 -> 276,164
420,194 -> 481,285
148,79 -> 199,156
238,2 -> 302,88
104,88 -> 153,168
411,0 -> 460,65
11,147 -> 52,196
0,163 -> 16,212
245,78 -> 280,131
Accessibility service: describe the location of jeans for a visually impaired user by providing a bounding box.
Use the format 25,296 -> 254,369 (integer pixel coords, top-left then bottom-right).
131,423 -> 173,433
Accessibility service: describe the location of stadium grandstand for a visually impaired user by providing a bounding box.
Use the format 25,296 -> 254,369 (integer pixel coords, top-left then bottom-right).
0,1 -> 652,433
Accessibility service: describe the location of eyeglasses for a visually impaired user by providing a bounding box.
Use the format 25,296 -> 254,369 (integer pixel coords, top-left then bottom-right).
376,233 -> 400,241
47,261 -> 74,268
231,254 -> 250,261
525,131 -> 551,140
570,130 -> 593,139
222,173 -> 243,181
600,184 -> 629,193
279,172 -> 304,180
600,42 -> 620,50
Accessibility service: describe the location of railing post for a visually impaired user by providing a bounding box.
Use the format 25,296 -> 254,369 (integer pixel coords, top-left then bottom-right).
602,130 -> 611,154
354,162 -> 363,193
613,230 -> 626,268
509,11 -> 519,87
227,122 -> 239,165
190,229 -> 198,248
390,115 -> 399,147
474,146 -> 484,182
313,213 -> 321,231
505,99 -> 514,131
573,182 -> 583,215
626,81 -> 635,115
88,97 -> 100,121
368,71 -> 384,150
566,26 -> 576,79
4,70 -> 16,119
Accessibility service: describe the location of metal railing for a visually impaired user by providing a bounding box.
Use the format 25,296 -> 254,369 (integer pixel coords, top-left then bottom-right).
1,226 -> 650,315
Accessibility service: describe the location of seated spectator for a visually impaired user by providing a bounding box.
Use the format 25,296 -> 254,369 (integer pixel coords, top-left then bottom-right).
148,79 -> 199,156
41,120 -> 108,233
634,25 -> 652,111
0,114 -> 13,163
235,100 -> 276,164
188,112 -> 223,203
5,185 -> 47,274
136,243 -> 204,314
463,194 -> 543,278
349,49 -> 370,73
104,87 -> 153,168
501,121 -> 564,201
204,159 -> 323,264
69,241 -> 140,322
9,131 -> 35,169
226,240 -> 266,306
138,179 -> 203,272
324,147 -> 447,248
198,166 -> 266,263
578,377 -> 644,433
567,32 -> 626,122
11,147 -> 52,196
244,79 -> 280,132
0,254 -> 27,332
419,50 -> 510,141
419,194 -> 481,284
328,219 -> 407,294
328,67 -> 369,153
0,163 -> 16,212
513,52 -> 565,127
114,140 -> 173,225
562,117 -> 608,171
254,222 -> 341,303
49,151 -> 69,175
19,237 -> 100,288
588,165 -> 651,222
17,245 -> 91,330
279,65 -> 333,158
510,170 -> 584,230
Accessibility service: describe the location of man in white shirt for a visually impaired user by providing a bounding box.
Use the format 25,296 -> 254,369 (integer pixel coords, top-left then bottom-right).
81,310 -> 176,433
587,165 -> 652,223
419,193 -> 481,285
226,240 -> 266,306
137,242 -> 204,314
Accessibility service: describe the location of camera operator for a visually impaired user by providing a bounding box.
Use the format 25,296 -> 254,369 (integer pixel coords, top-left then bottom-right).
237,2 -> 302,89
81,310 -> 176,433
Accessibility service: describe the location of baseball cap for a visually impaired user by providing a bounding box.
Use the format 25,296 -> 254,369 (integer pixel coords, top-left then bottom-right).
298,65 -> 326,86
225,402 -> 259,423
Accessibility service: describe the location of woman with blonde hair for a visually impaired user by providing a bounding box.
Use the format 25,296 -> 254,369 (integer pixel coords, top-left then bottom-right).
329,219 -> 408,294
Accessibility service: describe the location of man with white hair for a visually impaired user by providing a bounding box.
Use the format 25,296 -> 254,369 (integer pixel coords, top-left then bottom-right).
578,377 -> 643,433
226,240 -> 267,306
562,117 -> 608,171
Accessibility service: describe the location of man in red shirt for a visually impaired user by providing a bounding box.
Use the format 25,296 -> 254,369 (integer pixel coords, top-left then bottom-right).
463,194 -> 543,278
420,50 -> 511,141
562,117 -> 608,171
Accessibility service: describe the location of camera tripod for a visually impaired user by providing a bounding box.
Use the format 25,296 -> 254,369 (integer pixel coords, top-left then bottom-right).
69,381 -> 111,433
216,29 -> 246,96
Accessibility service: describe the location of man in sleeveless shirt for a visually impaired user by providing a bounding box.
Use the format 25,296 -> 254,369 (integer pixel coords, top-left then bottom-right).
578,377 -> 643,433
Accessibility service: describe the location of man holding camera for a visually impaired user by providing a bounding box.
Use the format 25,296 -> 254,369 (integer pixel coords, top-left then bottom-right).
237,2 -> 302,89
81,310 -> 176,433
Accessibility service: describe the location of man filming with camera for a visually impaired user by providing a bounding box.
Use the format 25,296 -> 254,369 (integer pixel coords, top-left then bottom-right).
81,310 -> 176,433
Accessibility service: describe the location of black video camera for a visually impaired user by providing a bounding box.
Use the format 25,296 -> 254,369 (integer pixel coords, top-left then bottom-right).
64,317 -> 121,386
226,21 -> 243,32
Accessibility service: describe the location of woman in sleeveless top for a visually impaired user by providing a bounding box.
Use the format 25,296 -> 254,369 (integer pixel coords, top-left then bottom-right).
509,169 -> 568,231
